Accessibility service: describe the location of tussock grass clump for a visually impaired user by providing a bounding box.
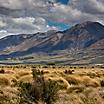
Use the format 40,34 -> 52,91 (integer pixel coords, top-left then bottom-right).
0,74 -> 17,86
47,77 -> 70,90
67,85 -> 85,93
56,91 -> 83,104
16,71 -> 31,78
86,72 -> 97,78
0,86 -> 19,104
65,75 -> 81,85
82,76 -> 100,87
0,77 -> 10,86
18,75 -> 33,82
80,87 -> 104,104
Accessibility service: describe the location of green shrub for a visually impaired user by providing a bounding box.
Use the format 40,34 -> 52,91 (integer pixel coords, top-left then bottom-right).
18,69 -> 59,104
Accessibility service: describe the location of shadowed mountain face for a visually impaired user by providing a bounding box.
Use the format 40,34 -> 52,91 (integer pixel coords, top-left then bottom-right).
0,21 -> 104,64
63,21 -> 104,49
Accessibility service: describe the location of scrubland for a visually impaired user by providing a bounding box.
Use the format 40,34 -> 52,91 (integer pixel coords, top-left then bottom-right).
0,65 -> 104,104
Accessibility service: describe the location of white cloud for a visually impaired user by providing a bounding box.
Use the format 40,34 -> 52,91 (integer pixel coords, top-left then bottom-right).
0,16 -> 57,38
48,3 -> 98,24
0,0 -> 46,9
47,0 -> 104,25
0,30 -> 15,38
71,0 -> 104,14
0,0 -> 104,38
70,0 -> 104,24
0,20 -> 7,27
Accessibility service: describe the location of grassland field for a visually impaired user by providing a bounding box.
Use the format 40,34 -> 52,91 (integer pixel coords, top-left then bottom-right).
0,64 -> 104,104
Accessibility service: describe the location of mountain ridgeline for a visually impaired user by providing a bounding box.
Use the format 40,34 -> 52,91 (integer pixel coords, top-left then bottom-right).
0,21 -> 104,64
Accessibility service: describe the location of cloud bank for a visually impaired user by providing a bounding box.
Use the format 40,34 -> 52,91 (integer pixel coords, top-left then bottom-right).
0,0 -> 104,38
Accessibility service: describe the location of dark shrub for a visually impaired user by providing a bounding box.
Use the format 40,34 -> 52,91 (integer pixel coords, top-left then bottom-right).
47,62 -> 55,66
0,69 -> 5,74
100,80 -> 104,87
19,69 -> 59,104
42,66 -> 48,68
64,70 -> 74,74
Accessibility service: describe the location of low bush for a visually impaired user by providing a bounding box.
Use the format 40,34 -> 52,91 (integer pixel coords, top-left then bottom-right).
0,69 -> 5,74
100,80 -> 104,87
18,69 -> 59,104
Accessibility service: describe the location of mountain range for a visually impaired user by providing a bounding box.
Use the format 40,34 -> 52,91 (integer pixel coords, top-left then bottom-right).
0,21 -> 104,65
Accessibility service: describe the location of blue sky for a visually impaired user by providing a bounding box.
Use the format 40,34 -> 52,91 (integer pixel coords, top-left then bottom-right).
48,20 -> 70,31
57,0 -> 69,5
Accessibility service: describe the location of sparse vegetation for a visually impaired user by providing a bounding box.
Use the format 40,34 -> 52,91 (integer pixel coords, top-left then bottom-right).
0,65 -> 104,104
17,69 -> 59,104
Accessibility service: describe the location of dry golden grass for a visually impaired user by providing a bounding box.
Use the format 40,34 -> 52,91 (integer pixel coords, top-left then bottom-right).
0,76 -> 10,86
0,65 -> 104,104
18,74 -> 33,82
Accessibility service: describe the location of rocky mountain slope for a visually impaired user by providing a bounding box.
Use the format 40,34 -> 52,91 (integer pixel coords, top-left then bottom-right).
0,21 -> 104,64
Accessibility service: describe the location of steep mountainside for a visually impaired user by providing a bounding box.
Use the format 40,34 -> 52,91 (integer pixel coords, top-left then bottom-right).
0,21 -> 104,64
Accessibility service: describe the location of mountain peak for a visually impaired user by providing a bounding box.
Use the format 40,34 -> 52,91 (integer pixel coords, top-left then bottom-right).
0,21 -> 104,64
80,21 -> 93,25
65,21 -> 104,37
75,21 -> 104,28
